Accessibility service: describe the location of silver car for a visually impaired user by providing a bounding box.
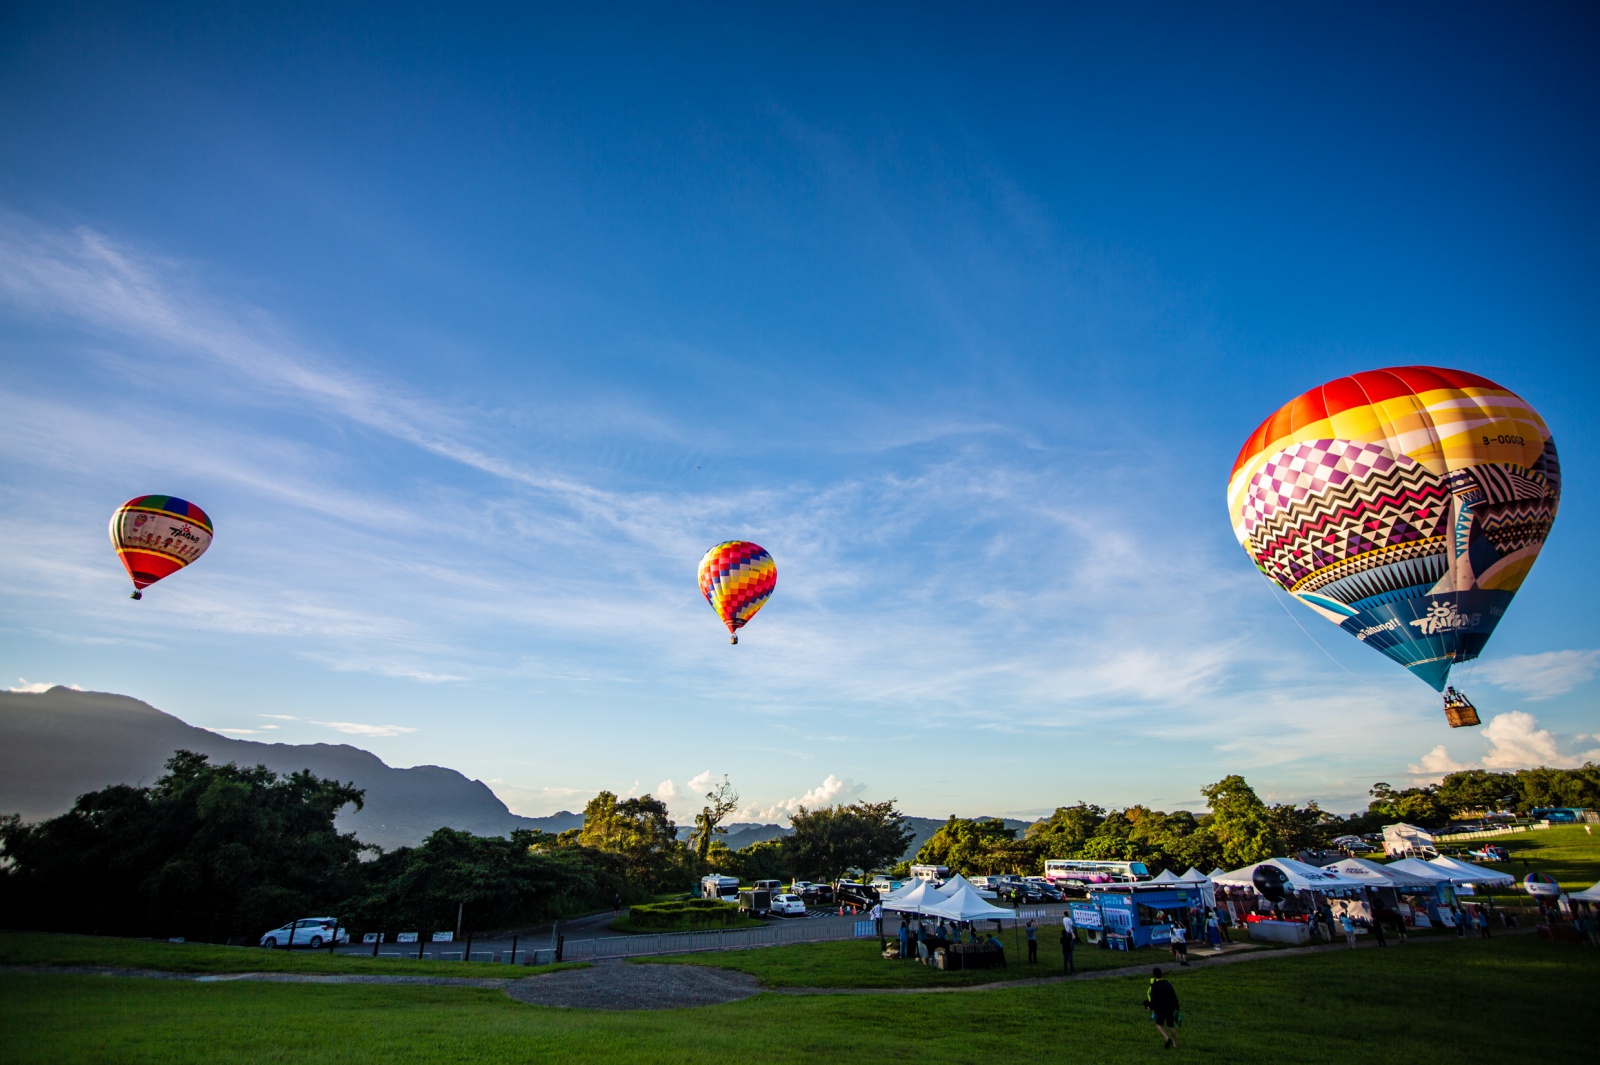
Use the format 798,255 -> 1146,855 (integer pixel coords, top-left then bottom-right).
260,917 -> 350,949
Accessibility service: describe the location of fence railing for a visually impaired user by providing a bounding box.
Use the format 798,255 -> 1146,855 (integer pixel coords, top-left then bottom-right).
1436,824 -> 1551,842
561,915 -> 870,960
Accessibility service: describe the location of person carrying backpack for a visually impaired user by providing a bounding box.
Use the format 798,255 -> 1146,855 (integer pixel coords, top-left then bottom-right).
1145,967 -> 1181,1049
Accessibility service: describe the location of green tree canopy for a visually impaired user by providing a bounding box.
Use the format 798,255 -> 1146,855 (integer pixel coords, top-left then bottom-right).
577,790 -> 686,890
784,800 -> 913,881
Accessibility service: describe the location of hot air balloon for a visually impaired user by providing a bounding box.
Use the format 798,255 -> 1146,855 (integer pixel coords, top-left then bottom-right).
110,495 -> 214,600
1228,367 -> 1559,728
697,541 -> 776,644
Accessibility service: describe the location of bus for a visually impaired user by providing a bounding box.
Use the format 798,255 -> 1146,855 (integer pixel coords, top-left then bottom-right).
1044,859 -> 1150,888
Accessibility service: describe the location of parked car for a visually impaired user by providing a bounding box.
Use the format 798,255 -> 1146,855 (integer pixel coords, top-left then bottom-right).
833,880 -> 878,908
260,917 -> 349,949
771,893 -> 807,916
1469,845 -> 1509,862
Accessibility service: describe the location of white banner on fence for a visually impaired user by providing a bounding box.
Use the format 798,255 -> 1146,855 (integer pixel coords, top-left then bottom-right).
432,932 -> 453,942
362,933 -> 382,944
396,932 -> 418,943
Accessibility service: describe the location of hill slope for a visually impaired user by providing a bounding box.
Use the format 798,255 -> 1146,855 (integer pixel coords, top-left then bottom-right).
0,688 -> 580,850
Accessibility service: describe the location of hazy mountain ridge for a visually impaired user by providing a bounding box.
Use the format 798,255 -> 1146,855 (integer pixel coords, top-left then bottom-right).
0,688 -> 581,850
1,688 -> 1038,858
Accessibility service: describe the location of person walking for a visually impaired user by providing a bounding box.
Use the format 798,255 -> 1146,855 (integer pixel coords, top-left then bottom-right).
1371,913 -> 1387,947
1478,910 -> 1491,939
1025,919 -> 1039,964
612,893 -> 622,917
1206,910 -> 1222,950
1454,906 -> 1467,937
1146,967 -> 1181,1050
1169,922 -> 1188,966
1339,913 -> 1357,948
898,918 -> 910,962
1060,924 -> 1076,974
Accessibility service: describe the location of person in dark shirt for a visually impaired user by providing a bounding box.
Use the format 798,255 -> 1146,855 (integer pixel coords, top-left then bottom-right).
1146,967 -> 1181,1049
1060,925 -> 1076,974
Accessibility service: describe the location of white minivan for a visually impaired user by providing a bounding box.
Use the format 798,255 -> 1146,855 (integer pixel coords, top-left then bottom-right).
260,917 -> 350,949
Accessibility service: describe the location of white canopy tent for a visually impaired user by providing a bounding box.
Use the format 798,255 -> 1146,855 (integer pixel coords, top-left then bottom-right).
1213,857 -> 1367,893
924,883 -> 1016,922
1384,857 -> 1459,887
1149,869 -> 1182,884
881,880 -> 949,913
1428,856 -> 1514,887
1322,857 -> 1437,892
1570,881 -> 1600,903
939,873 -> 998,898
1177,867 -> 1209,883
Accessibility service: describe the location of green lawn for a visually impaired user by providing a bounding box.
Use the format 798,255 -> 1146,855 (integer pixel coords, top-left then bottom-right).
0,935 -> 1590,1063
631,934 -> 1165,987
1448,824 -> 1600,891
0,931 -> 582,980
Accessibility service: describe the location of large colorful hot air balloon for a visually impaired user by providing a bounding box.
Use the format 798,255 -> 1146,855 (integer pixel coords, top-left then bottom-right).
697,541 -> 776,644
110,495 -> 214,600
1228,367 -> 1559,727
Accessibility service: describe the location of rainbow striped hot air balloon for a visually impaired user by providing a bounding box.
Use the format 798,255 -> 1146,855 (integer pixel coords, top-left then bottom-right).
697,541 -> 776,644
1228,367 -> 1560,726
110,495 -> 214,600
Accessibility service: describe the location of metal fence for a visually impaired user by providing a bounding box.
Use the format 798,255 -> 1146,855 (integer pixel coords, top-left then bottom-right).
561,915 -> 870,960
1436,824 -> 1552,843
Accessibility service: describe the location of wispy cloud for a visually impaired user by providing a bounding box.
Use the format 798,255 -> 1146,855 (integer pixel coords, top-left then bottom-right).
209,725 -> 280,736
1476,650 -> 1600,700
310,721 -> 420,738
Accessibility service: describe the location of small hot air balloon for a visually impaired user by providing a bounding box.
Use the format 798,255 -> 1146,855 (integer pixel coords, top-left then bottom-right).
110,495 -> 214,600
1228,367 -> 1560,727
697,541 -> 776,644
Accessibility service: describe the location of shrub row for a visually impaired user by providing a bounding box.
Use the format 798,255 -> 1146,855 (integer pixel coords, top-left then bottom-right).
625,898 -> 747,929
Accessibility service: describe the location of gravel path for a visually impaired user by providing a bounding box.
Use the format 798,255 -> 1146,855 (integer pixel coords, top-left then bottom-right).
505,961 -> 761,1010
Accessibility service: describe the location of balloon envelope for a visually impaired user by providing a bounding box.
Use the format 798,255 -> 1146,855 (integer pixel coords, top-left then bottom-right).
1228,367 -> 1559,691
697,541 -> 776,642
110,495 -> 214,597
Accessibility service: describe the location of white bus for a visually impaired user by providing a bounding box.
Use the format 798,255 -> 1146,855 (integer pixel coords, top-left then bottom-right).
1044,859 -> 1150,887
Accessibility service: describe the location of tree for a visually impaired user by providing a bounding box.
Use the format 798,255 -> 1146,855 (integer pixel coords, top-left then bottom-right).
577,791 -> 687,890
0,750 -> 364,940
1199,775 -> 1280,867
916,817 -> 1036,874
688,776 -> 739,864
1024,803 -> 1106,857
785,800 -> 913,881
1367,782 -> 1447,829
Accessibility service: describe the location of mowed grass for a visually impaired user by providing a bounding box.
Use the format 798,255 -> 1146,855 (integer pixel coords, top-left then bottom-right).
1452,823 -> 1600,891
0,935 -> 1591,1063
631,934 -> 1159,987
0,931 -> 582,980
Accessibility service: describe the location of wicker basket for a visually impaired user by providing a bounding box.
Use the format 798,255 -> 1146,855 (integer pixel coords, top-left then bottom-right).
1444,702 -> 1481,728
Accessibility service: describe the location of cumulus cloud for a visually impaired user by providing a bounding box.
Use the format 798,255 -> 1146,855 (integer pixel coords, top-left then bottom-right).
1408,711 -> 1600,781
686,770 -> 718,793
310,720 -> 419,737
656,779 -> 679,800
6,679 -> 82,693
1475,650 -> 1600,700
740,774 -> 867,822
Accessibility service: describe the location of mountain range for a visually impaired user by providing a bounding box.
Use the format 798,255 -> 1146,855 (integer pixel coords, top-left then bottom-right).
0,687 -> 1037,857
0,688 -> 581,850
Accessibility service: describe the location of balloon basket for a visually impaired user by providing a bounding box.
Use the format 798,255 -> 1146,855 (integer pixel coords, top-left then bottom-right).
729,634 -> 738,645
130,590 -> 142,601
1443,696 -> 1480,729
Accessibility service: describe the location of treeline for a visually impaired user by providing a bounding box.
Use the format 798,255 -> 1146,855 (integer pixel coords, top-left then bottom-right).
0,751 -> 909,942
4,752 -> 1594,942
911,764 -> 1600,877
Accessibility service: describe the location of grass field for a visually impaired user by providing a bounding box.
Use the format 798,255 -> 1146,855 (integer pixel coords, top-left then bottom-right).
1450,823 -> 1600,891
0,931 -> 582,979
1,934 -> 1591,1063
632,934 -> 1159,987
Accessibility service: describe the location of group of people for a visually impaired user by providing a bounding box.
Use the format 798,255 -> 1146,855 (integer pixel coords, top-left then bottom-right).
893,916 -> 1004,964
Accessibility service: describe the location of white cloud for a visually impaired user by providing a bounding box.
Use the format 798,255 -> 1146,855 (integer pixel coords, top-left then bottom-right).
1408,745 -> 1471,778
261,714 -> 300,720
1475,650 -> 1600,700
5,679 -> 82,693
310,721 -> 419,738
1408,711 -> 1600,781
686,770 -> 718,793
655,779 -> 678,800
209,725 -> 280,736
740,773 -> 868,822
485,781 -> 588,817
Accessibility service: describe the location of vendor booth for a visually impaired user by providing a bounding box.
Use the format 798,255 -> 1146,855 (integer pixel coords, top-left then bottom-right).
1427,855 -> 1514,888
1088,886 -> 1203,950
1212,858 -> 1366,943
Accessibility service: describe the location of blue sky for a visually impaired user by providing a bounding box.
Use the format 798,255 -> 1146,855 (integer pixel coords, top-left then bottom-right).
2,2 -> 1597,823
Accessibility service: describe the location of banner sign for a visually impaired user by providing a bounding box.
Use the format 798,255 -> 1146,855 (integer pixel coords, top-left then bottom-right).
396,932 -> 418,944
362,933 -> 382,944
1069,903 -> 1102,930
433,932 -> 453,942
